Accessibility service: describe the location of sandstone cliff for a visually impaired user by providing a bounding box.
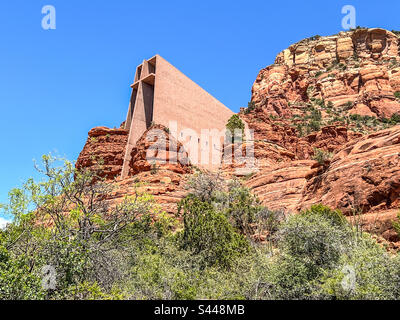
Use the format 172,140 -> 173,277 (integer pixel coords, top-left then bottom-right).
242,28 -> 400,247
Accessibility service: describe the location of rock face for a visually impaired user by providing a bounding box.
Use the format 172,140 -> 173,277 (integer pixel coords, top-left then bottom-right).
77,124 -> 192,214
76,127 -> 129,180
128,124 -> 192,176
252,28 -> 400,119
242,28 -> 400,247
245,160 -> 318,213
300,126 -> 400,214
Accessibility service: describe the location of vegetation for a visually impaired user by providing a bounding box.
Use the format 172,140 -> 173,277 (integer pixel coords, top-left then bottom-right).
226,115 -> 245,143
292,90 -> 400,137
1,158 -> 400,300
312,148 -> 333,165
150,162 -> 159,175
244,101 -> 256,114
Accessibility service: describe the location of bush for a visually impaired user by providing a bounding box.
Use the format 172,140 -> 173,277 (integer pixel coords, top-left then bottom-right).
0,155 -> 157,299
259,205 -> 352,299
318,234 -> 400,300
0,245 -> 44,300
128,241 -> 200,300
390,113 -> 400,124
244,101 -> 256,114
277,206 -> 351,277
215,180 -> 261,236
3,154 -> 400,300
178,195 -> 250,269
308,119 -> 321,132
187,171 -> 224,202
226,115 -> 245,143
312,148 -> 333,165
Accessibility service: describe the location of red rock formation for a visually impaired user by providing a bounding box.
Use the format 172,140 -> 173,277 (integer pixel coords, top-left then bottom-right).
241,28 -> 400,246
252,28 -> 400,119
76,126 -> 128,180
300,126 -> 400,214
76,124 -> 193,215
128,124 -> 192,176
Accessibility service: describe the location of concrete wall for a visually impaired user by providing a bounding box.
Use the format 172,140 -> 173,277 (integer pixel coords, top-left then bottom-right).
121,55 -> 234,178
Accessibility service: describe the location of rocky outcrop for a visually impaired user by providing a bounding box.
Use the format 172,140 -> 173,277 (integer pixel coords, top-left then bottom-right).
77,124 -> 193,215
128,124 -> 192,176
76,127 -> 128,180
252,28 -> 400,119
245,160 -> 319,213
242,28 -> 400,247
300,126 -> 400,214
243,124 -> 400,246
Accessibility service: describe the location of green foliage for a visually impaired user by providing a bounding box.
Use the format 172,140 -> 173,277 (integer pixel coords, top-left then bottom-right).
0,244 -> 45,300
0,155 -> 157,299
344,101 -> 354,111
278,206 -> 350,272
318,234 -> 400,300
306,35 -> 321,41
221,181 -> 260,235
315,71 -> 323,78
244,101 -> 256,114
260,205 -> 351,299
178,195 -> 250,269
226,115 -> 245,143
186,171 -> 224,202
390,113 -> 400,124
392,212 -> 400,237
2,155 -> 400,300
150,162 -> 159,175
312,148 -> 333,165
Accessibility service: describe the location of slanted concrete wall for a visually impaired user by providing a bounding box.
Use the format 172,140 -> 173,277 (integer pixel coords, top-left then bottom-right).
121,54 -> 234,178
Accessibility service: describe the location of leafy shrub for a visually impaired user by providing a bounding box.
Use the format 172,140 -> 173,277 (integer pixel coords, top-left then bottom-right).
344,101 -> 354,111
178,195 -> 250,269
150,162 -> 159,175
318,234 -> 400,300
244,101 -> 256,114
187,171 -> 224,202
315,71 -> 323,77
308,119 -> 321,132
261,205 -> 352,299
278,206 -> 350,270
0,155 -> 157,299
226,115 -> 245,143
312,148 -> 333,165
0,245 -> 44,300
215,180 -> 261,235
390,113 -> 400,124
3,154 -> 400,300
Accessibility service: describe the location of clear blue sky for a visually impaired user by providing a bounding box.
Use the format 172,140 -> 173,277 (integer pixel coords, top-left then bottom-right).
1,0 -> 399,220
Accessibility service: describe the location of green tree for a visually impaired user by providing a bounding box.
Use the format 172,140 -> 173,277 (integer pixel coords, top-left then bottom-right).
178,195 -> 250,269
226,115 -> 245,143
